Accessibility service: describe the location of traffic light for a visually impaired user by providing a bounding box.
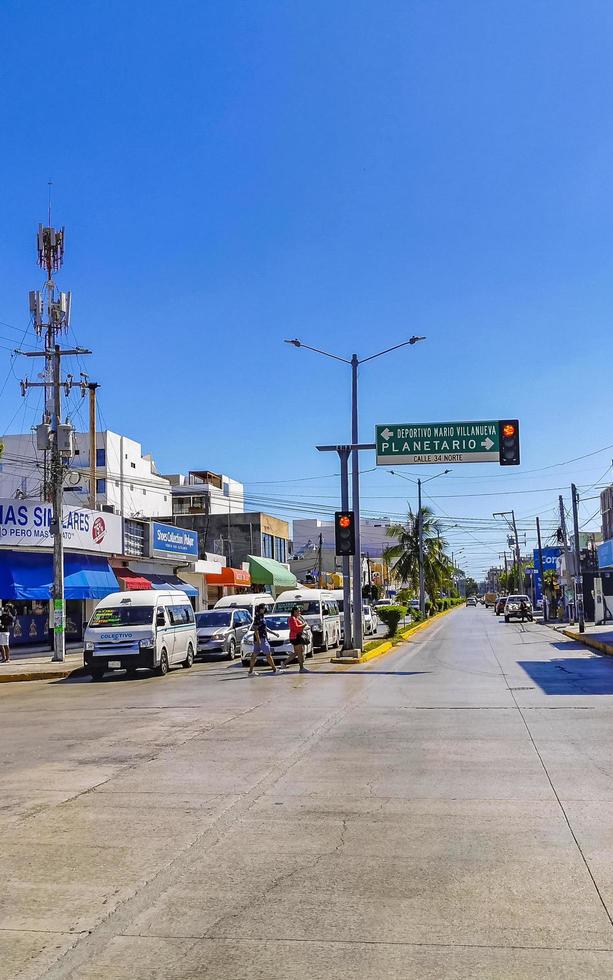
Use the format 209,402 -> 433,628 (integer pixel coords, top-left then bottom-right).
335,511 -> 356,556
498,419 -> 520,466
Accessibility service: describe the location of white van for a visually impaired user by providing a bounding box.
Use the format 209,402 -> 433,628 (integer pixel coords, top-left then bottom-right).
214,593 -> 274,619
273,588 -> 341,650
84,590 -> 197,680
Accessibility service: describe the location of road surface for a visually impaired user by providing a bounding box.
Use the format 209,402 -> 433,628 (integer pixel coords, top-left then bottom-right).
2,608 -> 613,979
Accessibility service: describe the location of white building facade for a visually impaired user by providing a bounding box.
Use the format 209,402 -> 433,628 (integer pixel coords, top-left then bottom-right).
162,470 -> 244,518
0,430 -> 172,519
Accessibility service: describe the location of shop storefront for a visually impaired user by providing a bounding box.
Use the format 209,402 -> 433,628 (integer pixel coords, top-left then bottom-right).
247,555 -> 297,596
0,549 -> 119,645
204,566 -> 251,607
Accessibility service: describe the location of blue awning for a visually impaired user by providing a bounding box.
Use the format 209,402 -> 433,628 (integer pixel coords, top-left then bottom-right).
0,551 -> 119,600
144,573 -> 198,598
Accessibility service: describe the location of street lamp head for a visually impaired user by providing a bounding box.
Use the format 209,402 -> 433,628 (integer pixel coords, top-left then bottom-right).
284,338 -> 301,348
409,336 -> 426,345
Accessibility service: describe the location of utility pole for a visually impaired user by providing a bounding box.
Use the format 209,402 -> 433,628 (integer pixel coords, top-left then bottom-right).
317,532 -> 323,589
558,496 -> 572,624
536,516 -> 547,623
22,215 -> 91,661
571,484 -> 585,633
511,510 -> 521,591
88,381 -> 100,511
418,477 -> 425,615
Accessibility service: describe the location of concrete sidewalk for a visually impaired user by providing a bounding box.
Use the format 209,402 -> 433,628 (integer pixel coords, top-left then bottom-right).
0,643 -> 84,683
544,619 -> 613,657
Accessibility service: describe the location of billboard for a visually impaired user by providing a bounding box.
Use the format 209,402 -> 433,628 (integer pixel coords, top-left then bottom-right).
532,546 -> 562,601
0,500 -> 122,554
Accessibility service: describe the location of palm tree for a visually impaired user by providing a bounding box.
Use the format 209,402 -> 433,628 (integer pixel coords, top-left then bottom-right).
384,506 -> 452,601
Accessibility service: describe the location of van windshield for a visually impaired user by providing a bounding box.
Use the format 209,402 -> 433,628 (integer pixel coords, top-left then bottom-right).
89,606 -> 154,628
275,601 -> 321,615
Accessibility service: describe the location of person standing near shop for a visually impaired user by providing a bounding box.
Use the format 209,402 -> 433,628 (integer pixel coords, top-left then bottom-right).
283,605 -> 308,673
0,603 -> 16,663
248,603 -> 278,676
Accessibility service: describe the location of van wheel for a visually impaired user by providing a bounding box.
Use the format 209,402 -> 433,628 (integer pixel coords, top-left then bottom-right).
182,644 -> 194,669
157,649 -> 169,676
226,639 -> 236,660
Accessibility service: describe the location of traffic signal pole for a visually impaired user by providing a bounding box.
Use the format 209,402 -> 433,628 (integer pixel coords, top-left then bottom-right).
339,448 -> 353,650
350,355 -> 363,653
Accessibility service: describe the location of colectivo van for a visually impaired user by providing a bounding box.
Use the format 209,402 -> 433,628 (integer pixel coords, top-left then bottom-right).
84,590 -> 197,680
214,593 -> 274,618
273,588 -> 341,650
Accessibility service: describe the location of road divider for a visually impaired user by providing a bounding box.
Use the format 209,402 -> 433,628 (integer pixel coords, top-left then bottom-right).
330,604 -> 460,665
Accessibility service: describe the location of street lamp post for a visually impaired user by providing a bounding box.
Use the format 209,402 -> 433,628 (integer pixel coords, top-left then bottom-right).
286,335 -> 425,651
389,468 -> 450,615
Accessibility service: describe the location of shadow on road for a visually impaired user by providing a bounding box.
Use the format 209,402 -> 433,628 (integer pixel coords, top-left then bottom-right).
518,656 -> 613,695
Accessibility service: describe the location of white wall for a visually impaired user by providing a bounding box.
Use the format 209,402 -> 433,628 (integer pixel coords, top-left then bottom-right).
0,430 -> 171,519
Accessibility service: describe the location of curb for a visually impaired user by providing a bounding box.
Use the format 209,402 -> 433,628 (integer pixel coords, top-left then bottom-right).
560,628 -> 613,659
0,665 -> 86,684
330,604 -> 461,665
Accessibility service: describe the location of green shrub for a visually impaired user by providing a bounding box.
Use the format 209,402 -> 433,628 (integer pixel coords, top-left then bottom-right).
377,605 -> 406,637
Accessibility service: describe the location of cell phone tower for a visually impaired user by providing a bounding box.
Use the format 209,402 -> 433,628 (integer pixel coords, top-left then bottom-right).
28,188 -> 72,420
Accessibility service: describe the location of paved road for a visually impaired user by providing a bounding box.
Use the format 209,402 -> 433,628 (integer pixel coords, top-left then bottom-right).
3,608 -> 613,978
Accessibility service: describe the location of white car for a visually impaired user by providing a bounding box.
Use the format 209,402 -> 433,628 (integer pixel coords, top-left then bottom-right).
363,605 -> 378,635
240,615 -> 314,667
503,595 -> 533,622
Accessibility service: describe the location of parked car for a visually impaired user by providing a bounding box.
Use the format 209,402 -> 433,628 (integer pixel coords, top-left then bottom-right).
363,604 -> 378,635
240,614 -> 313,666
503,595 -> 533,623
495,596 -> 508,615
466,596 -> 477,607
84,590 -> 197,680
195,608 -> 252,659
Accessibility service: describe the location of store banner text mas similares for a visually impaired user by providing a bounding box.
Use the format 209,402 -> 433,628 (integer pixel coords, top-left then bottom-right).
0,500 -> 123,553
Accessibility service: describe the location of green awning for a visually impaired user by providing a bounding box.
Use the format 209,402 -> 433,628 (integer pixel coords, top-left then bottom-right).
248,555 -> 297,589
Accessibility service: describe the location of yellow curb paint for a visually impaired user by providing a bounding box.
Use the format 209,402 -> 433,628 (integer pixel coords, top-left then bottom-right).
562,629 -> 613,658
330,604 -> 462,665
0,667 -> 84,684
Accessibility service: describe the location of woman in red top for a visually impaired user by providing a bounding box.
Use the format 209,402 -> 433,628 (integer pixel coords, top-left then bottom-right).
284,605 -> 307,673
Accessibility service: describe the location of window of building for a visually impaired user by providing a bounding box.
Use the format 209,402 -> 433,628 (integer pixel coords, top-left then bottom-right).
163,495 -> 167,502
115,481 -> 120,487
96,478 -> 106,494
96,448 -> 106,467
124,519 -> 147,557
130,484 -> 134,491
223,482 -> 229,497
130,461 -> 136,469
274,537 -> 287,563
262,533 -> 274,559
143,489 -> 146,495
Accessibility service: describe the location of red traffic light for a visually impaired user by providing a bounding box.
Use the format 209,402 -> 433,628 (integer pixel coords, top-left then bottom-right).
502,423 -> 516,438
339,515 -> 351,528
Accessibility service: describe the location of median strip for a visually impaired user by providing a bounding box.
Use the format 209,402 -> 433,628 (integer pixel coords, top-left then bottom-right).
330,604 -> 460,665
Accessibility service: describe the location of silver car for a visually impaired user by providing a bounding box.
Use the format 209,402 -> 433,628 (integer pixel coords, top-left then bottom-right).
195,609 -> 252,659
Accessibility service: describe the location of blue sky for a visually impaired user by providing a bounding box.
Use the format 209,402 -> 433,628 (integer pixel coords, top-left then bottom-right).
1,0 -> 612,577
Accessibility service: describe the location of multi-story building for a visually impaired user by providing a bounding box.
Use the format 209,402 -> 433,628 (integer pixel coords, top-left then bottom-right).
0,430 -> 172,518
161,470 -> 244,518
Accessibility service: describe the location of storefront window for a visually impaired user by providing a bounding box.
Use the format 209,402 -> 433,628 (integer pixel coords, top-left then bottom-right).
262,533 -> 274,558
274,537 -> 287,563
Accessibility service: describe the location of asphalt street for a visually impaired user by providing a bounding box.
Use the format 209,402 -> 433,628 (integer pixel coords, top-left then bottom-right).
3,607 -> 613,979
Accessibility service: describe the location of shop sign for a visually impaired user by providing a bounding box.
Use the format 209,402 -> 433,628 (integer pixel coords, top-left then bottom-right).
0,500 -> 122,554
151,521 -> 199,559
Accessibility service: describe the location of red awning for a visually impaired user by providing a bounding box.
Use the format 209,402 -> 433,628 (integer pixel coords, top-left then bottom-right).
115,569 -> 153,591
205,566 -> 251,587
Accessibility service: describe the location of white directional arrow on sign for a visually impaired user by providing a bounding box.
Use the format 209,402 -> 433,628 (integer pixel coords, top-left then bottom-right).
381,427 -> 394,440
481,437 -> 494,450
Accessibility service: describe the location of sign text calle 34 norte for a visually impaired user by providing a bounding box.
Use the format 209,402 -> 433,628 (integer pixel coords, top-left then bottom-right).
376,420 -> 519,465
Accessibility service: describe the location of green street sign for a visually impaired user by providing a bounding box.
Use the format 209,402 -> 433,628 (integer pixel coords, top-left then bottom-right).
376,420 -> 502,465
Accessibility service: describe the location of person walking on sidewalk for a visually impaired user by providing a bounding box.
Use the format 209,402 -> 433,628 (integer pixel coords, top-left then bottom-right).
283,605 -> 308,673
0,603 -> 16,663
248,604 -> 278,676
